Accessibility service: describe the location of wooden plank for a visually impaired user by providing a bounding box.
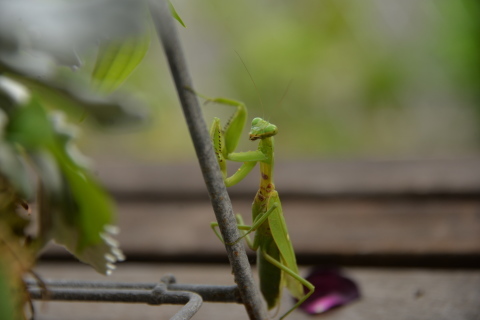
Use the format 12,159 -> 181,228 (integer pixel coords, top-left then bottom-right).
32,262 -> 480,320
43,197 -> 480,265
40,159 -> 480,266
94,159 -> 480,198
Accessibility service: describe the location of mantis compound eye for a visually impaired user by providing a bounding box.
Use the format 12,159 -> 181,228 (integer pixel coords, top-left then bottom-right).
264,123 -> 278,136
251,117 -> 262,126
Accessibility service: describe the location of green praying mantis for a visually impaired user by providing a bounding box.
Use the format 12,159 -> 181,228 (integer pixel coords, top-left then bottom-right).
202,95 -> 315,319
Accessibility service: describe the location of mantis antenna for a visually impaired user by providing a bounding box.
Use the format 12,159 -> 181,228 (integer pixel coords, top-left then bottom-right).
234,50 -> 293,122
234,50 -> 265,115
275,79 -> 293,111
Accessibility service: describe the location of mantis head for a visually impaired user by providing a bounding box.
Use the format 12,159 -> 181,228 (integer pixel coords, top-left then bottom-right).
249,117 -> 278,141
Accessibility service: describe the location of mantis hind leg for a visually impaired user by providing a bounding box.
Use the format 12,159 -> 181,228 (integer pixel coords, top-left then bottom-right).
261,249 -> 315,320
231,203 -> 279,245
233,214 -> 257,250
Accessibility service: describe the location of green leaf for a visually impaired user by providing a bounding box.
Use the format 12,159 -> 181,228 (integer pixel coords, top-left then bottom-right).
169,0 -> 186,28
5,97 -> 55,149
34,153 -> 124,274
92,31 -> 151,94
60,164 -> 114,251
0,109 -> 33,199
56,166 -> 124,274
45,112 -> 125,274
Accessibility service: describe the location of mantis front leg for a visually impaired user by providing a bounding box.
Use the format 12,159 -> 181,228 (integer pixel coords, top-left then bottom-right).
211,110 -> 266,186
193,91 -> 266,187
224,159 -> 257,187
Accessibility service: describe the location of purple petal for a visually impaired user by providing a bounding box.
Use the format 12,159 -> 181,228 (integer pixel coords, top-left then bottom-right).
298,266 -> 360,315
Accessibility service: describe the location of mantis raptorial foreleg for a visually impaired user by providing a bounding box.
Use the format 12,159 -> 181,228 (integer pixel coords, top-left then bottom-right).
202,94 -> 314,319
190,91 -> 266,186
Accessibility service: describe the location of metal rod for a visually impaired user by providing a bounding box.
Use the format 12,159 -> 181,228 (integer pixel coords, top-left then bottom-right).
25,278 -> 242,303
147,1 -> 268,319
151,285 -> 202,320
27,281 -> 203,320
28,287 -> 158,303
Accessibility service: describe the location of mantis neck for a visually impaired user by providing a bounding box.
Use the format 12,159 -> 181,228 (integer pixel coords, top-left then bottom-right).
259,137 -> 274,190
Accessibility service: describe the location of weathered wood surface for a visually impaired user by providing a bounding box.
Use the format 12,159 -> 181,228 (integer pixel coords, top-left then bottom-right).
32,262 -> 480,320
43,198 -> 480,267
34,160 -> 480,319
94,158 -> 480,198
42,159 -> 480,267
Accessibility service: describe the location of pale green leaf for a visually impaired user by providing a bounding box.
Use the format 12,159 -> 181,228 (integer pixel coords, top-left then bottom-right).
3,65 -> 148,129
92,32 -> 151,94
168,1 -> 186,28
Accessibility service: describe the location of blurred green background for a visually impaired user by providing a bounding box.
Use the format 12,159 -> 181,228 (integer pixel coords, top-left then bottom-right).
82,0 -> 480,163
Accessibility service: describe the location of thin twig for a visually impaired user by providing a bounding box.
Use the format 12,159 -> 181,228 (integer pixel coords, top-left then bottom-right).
147,1 -> 268,320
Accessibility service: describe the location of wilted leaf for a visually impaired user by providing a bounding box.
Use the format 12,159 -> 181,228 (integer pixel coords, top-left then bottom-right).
299,267 -> 360,315
0,177 -> 30,239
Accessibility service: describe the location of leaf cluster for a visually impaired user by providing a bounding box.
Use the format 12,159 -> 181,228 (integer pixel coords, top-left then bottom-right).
0,0 -> 182,318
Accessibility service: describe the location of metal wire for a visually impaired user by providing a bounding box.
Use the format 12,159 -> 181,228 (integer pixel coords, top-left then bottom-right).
25,275 -> 242,304
26,275 -> 243,320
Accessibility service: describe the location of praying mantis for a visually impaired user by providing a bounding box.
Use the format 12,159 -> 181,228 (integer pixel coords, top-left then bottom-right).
204,95 -> 315,319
